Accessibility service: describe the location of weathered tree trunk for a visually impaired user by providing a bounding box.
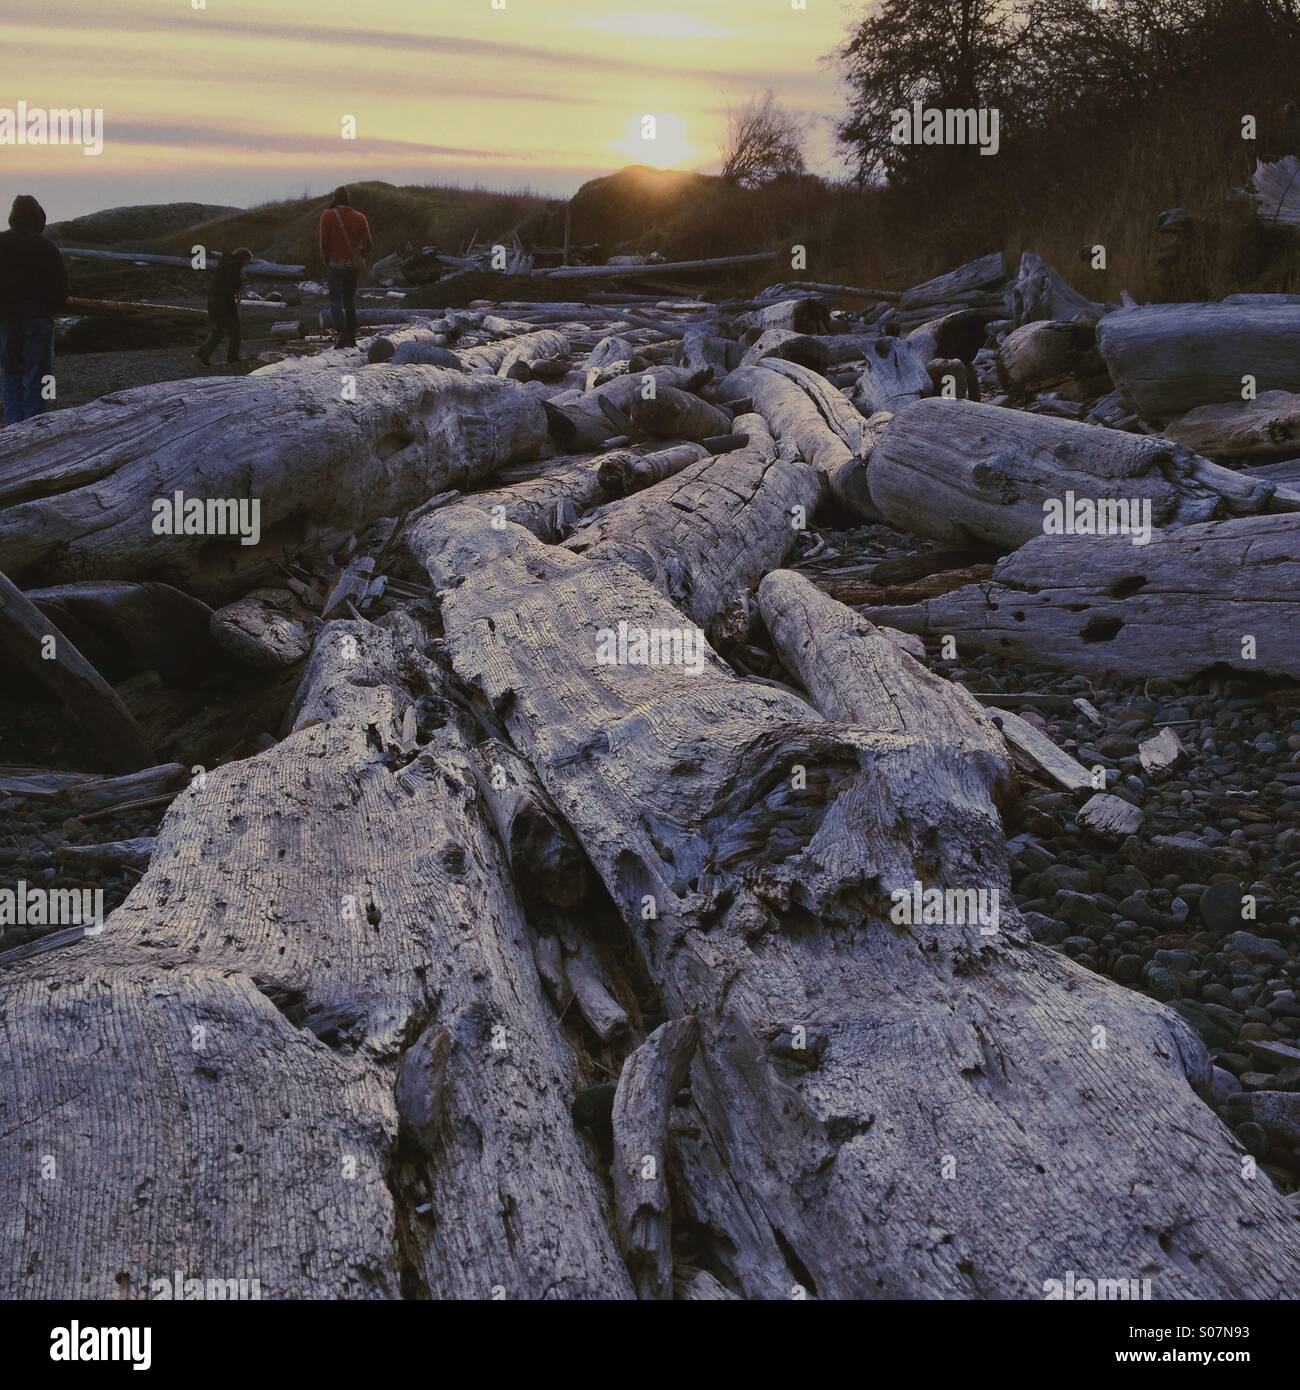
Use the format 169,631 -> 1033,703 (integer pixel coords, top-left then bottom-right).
866,397 -> 1273,549
23,579 -> 216,684
850,335 -> 932,414
584,334 -> 647,390
543,368 -> 712,450
1010,251 -> 1105,324
721,360 -> 879,517
1164,389 -> 1300,460
0,369 -> 549,600
1097,302 -> 1300,423
862,512 -> 1300,680
734,299 -> 832,336
564,415 -> 819,633
994,320 -> 1111,398
596,442 -> 708,497
497,329 -> 569,381
0,611 -> 633,1298
403,516 -> 1300,1296
739,328 -> 830,372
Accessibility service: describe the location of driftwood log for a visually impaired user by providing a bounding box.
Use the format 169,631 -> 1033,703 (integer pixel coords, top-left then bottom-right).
1097,302 -> 1300,423
862,512 -> 1300,680
866,397 -> 1273,549
0,612 -> 633,1298
0,369 -> 548,600
401,510 -> 1300,1295
721,360 -> 879,517
1164,389 -> 1300,460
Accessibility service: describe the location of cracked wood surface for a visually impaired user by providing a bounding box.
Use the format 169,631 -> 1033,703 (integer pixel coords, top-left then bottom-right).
408,512 -> 1300,1297
0,610 -> 630,1299
0,368 -> 549,600
861,512 -> 1300,680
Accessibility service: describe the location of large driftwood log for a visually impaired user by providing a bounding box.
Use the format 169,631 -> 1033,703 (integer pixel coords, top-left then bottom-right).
542,252 -> 777,281
497,329 -> 569,382
24,579 -> 216,685
612,1018 -> 699,1299
596,442 -> 708,497
734,299 -> 832,336
1097,302 -> 1300,423
564,415 -> 820,633
0,611 -> 632,1299
995,320 -> 1110,398
542,368 -> 711,450
739,328 -> 830,372
720,360 -> 878,517
406,518 -> 1300,1296
0,369 -> 549,601
1164,390 -> 1300,460
866,397 -> 1272,549
1010,251 -> 1105,324
862,512 -> 1300,680
584,334 -> 646,390
429,452 -> 617,542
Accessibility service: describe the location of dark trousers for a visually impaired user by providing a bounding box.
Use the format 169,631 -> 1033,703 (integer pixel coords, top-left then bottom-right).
0,315 -> 55,424
327,265 -> 359,340
199,300 -> 241,363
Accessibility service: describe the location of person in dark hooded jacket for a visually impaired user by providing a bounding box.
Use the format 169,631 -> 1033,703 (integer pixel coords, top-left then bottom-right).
0,194 -> 68,424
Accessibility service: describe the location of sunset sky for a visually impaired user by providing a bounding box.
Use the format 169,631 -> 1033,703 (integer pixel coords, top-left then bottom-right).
3,0 -> 858,221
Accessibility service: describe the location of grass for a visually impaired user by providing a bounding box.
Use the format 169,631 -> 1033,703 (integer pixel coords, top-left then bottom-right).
145,182 -> 553,272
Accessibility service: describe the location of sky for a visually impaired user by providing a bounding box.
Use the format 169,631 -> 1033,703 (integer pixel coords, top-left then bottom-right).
1,0 -> 861,221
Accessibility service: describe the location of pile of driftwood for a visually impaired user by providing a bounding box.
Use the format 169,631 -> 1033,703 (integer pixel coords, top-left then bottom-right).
3,248 -> 1300,1300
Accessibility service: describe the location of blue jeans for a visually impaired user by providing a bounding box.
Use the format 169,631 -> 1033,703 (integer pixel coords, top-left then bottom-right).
327,266 -> 359,339
1,316 -> 55,424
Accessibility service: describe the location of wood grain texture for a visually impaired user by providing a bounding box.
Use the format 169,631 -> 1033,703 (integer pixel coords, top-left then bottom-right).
409,517 -> 1300,1297
866,397 -> 1273,550
0,368 -> 549,598
863,512 -> 1300,680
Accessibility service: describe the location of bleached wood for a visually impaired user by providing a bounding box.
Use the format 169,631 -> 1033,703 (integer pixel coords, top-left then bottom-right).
612,1018 -> 699,1299
0,368 -> 549,600
1164,390 -> 1300,459
863,512 -> 1300,680
564,415 -> 819,631
866,397 -> 1273,549
1,611 -> 632,1299
1097,302 -> 1300,423
721,359 -> 878,516
409,531 -> 1300,1296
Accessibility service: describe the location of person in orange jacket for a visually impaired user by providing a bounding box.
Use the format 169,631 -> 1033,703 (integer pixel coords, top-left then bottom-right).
318,187 -> 372,348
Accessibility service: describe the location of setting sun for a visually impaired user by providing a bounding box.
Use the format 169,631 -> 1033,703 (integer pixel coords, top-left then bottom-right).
609,111 -> 700,170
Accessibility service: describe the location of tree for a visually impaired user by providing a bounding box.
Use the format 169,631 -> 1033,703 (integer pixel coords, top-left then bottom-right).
833,0 -> 1031,184
720,90 -> 809,187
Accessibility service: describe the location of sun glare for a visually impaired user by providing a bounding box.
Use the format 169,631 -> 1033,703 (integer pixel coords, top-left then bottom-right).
609,112 -> 700,169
